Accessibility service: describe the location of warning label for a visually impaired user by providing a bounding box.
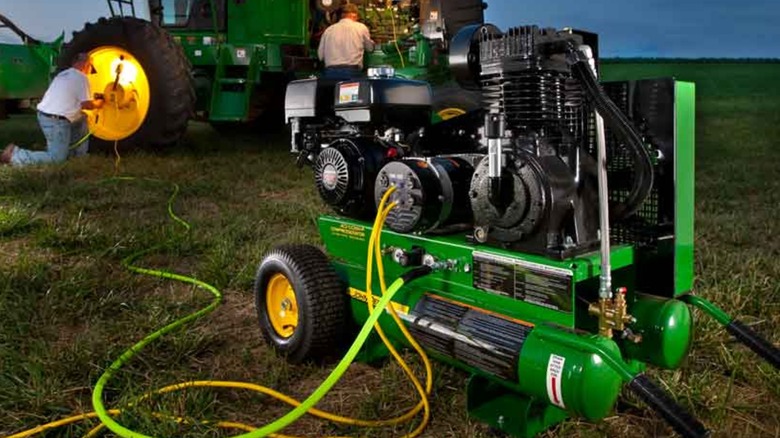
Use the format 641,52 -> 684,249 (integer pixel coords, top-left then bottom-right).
546,354 -> 566,409
472,252 -> 573,312
339,82 -> 361,103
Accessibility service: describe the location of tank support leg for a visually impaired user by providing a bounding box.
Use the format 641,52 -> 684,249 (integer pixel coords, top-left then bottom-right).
466,375 -> 567,438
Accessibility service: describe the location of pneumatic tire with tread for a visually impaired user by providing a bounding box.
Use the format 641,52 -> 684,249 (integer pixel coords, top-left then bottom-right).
255,244 -> 348,364
60,17 -> 195,150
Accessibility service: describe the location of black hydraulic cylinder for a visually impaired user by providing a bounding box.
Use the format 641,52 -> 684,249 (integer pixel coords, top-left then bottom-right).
628,374 -> 710,438
727,320 -> 780,370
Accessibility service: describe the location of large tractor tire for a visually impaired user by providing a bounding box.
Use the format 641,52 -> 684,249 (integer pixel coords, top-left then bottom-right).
59,17 -> 195,150
255,244 -> 348,364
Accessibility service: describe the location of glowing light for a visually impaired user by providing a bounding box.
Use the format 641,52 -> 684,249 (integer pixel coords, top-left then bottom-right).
110,58 -> 139,86
87,46 -> 150,141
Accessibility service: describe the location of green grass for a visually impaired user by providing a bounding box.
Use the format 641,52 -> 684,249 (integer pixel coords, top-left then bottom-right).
1,62 -> 779,437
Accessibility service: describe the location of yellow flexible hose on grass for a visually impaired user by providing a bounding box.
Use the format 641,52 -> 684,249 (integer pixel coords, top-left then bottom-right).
8,183 -> 434,438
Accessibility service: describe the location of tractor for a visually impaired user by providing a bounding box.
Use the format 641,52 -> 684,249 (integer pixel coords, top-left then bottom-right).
59,0 -> 486,150
0,14 -> 62,119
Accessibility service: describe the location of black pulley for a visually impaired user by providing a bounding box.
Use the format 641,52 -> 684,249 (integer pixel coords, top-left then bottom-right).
470,152 -> 548,243
375,157 -> 474,233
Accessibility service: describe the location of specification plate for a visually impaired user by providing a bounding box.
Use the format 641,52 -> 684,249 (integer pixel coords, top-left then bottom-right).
472,251 -> 573,312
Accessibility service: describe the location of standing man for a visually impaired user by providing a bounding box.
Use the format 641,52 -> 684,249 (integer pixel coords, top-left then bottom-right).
1,53 -> 103,167
317,4 -> 375,80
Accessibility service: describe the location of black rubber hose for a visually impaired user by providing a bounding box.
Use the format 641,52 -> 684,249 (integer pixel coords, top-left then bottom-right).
569,59 -> 655,220
727,320 -> 780,370
628,374 -> 711,438
400,265 -> 433,284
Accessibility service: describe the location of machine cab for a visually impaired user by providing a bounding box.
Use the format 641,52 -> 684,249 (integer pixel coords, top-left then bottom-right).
147,0 -> 310,46
149,0 -> 226,31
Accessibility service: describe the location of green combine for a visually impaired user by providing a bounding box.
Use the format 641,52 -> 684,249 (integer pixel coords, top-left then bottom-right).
0,14 -> 62,119
59,0 -> 485,150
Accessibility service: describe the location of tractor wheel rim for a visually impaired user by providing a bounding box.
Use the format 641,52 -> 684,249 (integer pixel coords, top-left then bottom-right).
86,46 -> 151,141
437,107 -> 466,121
266,273 -> 299,338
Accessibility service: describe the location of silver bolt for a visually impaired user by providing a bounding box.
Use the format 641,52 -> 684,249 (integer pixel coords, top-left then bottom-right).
474,227 -> 489,243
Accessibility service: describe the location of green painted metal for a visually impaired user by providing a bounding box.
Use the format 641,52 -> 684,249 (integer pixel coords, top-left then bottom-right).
674,81 -> 696,296
226,0 -> 309,46
517,326 -> 624,421
466,375 -> 568,437
530,325 -> 637,383
680,294 -> 733,326
624,294 -> 693,369
156,0 -> 312,122
318,216 -> 652,436
319,215 -> 636,332
0,36 -> 62,102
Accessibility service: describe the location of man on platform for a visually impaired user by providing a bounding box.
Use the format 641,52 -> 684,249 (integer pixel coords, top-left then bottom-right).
317,4 -> 375,80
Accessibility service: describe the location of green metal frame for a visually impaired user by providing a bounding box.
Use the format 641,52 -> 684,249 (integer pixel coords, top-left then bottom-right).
0,24 -> 62,109
673,81 -> 696,295
149,0 -> 312,122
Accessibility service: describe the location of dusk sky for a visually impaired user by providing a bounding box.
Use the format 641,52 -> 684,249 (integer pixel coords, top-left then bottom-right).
1,0 -> 778,58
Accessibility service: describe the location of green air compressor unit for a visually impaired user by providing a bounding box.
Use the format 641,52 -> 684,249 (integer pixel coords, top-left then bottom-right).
255,23 -> 779,437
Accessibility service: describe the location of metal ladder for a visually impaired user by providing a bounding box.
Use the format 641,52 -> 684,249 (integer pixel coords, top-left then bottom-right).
107,0 -> 137,18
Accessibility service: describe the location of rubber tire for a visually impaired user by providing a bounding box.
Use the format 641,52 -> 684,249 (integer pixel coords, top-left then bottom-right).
432,83 -> 483,120
255,244 -> 348,364
59,17 -> 195,151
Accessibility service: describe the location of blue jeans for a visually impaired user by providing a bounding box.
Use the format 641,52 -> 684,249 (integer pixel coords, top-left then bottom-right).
11,113 -> 89,166
321,67 -> 364,81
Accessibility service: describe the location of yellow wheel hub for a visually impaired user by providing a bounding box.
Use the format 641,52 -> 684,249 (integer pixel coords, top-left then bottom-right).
86,46 -> 151,141
266,273 -> 299,338
437,107 -> 467,121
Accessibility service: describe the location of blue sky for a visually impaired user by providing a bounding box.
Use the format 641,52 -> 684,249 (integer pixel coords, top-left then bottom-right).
1,0 -> 778,57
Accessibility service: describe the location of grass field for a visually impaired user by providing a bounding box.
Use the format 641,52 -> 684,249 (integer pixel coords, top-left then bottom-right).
1,62 -> 779,438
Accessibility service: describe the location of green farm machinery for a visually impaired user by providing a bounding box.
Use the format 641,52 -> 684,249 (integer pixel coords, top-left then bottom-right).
255,23 -> 780,437
0,14 -> 62,119
60,0 -> 485,150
